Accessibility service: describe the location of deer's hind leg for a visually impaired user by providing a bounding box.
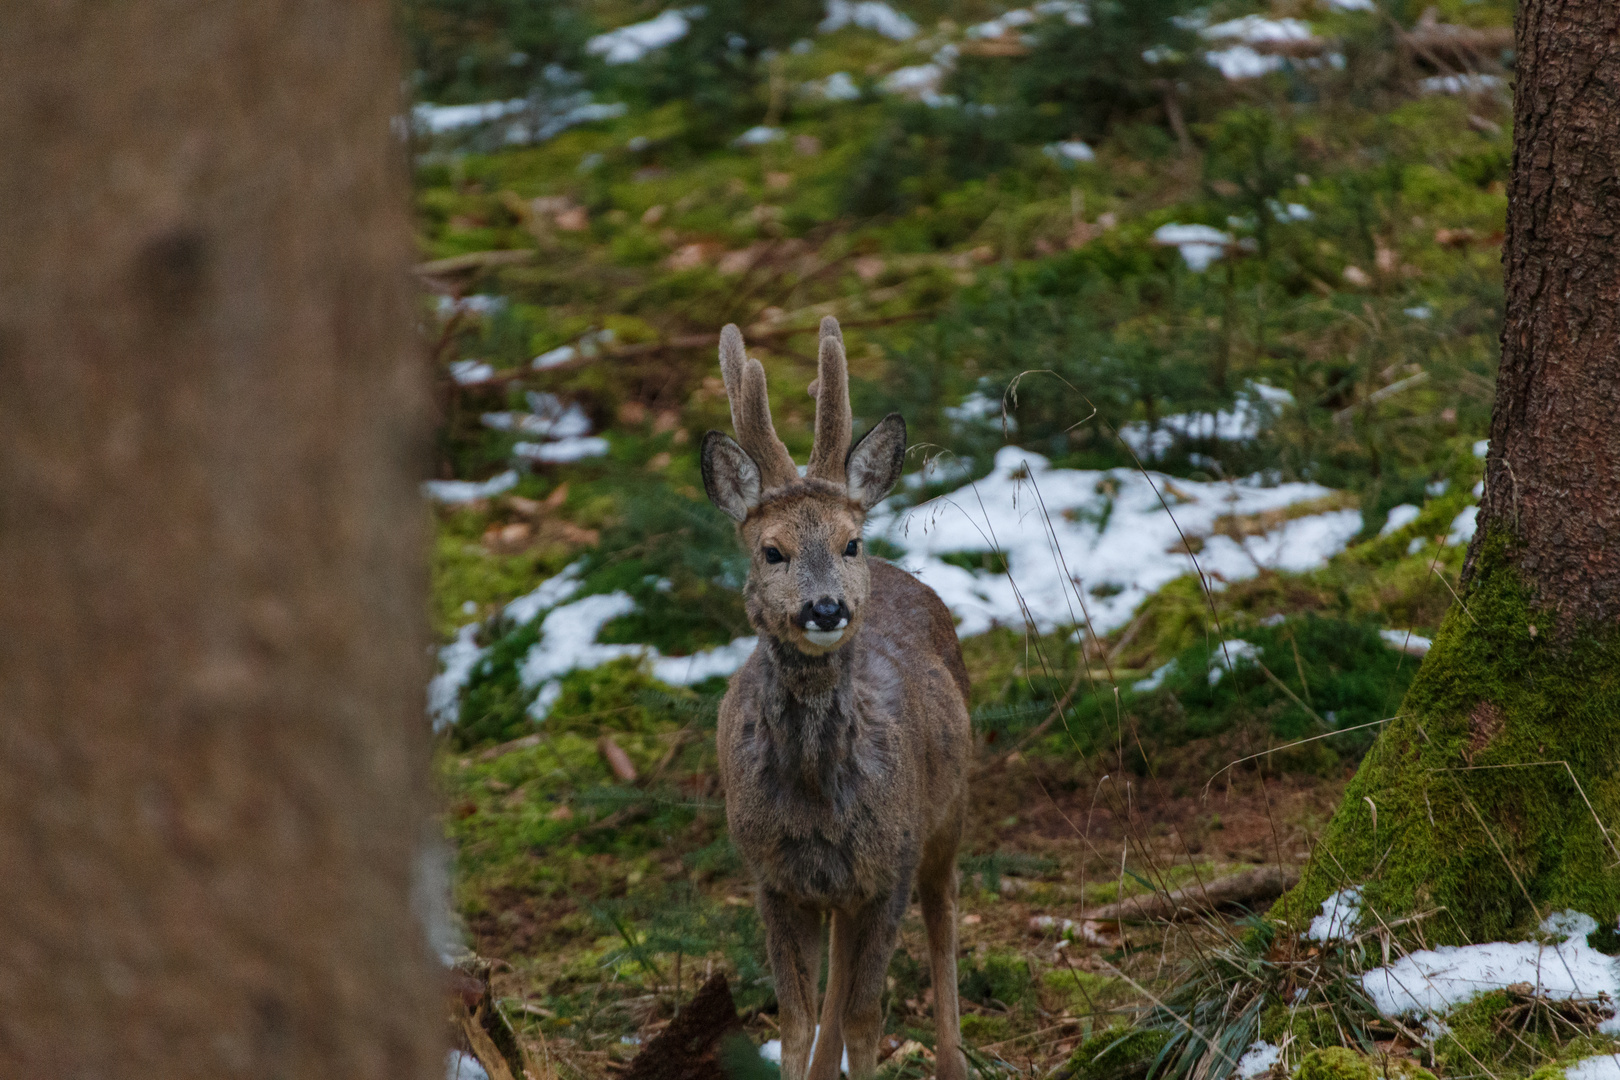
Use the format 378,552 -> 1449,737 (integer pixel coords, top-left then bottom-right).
919,826 -> 967,1080
760,889 -> 824,1080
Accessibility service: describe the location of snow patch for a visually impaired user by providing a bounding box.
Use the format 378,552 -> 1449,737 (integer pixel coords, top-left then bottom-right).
448,1050 -> 492,1080
422,469 -> 519,504
652,637 -> 760,686
450,359 -> 497,385
881,63 -> 948,96
1380,504 -> 1422,537
1306,888 -> 1363,942
1119,382 -> 1292,458
519,593 -> 643,689
1237,1041 -> 1283,1080
819,0 -> 917,40
968,2 -> 1087,39
505,562 -> 586,626
871,446 -> 1361,638
484,396 -> 593,440
429,625 -> 487,730
1567,1055 -> 1620,1080
761,1025 -> 851,1074
1154,223 -> 1232,271
533,345 -> 577,369
587,9 -> 700,64
1446,506 -> 1478,546
417,100 -> 527,134
515,436 -> 611,463
1421,73 -> 1504,95
413,96 -> 626,145
1205,46 -> 1285,80
1361,910 -> 1620,1034
1207,639 -> 1260,686
734,125 -> 785,147
1203,16 -> 1314,44
1379,629 -> 1432,657
814,71 -> 863,100
1043,139 -> 1096,163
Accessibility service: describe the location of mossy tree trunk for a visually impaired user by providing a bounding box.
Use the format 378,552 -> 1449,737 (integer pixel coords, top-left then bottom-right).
0,1 -> 440,1076
1273,0 -> 1620,943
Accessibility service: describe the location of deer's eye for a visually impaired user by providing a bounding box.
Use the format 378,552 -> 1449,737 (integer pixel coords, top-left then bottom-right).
763,546 -> 785,564
844,539 -> 860,557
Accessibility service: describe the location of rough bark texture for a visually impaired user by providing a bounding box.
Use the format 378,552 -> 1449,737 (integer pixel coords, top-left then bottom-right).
1469,0 -> 1620,624
1273,0 -> 1620,943
0,2 -> 439,1077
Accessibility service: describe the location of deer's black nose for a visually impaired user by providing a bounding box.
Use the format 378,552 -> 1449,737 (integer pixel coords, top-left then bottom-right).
800,597 -> 849,631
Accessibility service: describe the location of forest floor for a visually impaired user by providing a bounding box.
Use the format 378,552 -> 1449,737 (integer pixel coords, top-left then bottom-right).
445,725 -> 1350,1080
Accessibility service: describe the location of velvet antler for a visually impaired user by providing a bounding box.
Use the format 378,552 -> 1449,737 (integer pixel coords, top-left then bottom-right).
717,323 -> 798,489
805,316 -> 853,484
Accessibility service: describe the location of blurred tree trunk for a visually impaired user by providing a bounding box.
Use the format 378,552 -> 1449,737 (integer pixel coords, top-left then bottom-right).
0,2 -> 440,1077
1274,0 -> 1620,942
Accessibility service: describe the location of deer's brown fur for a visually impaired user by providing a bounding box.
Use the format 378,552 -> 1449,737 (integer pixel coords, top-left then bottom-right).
700,320 -> 971,1080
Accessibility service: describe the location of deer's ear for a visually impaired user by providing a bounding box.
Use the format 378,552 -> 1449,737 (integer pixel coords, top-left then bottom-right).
701,431 -> 762,522
845,413 -> 906,509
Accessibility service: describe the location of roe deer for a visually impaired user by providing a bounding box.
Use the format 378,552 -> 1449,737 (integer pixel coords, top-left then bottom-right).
700,317 -> 972,1080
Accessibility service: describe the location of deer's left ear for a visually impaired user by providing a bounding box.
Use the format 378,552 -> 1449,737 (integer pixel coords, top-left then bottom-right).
845,414 -> 906,509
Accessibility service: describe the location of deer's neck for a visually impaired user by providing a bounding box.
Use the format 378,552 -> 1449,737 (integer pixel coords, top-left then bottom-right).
760,637 -> 860,795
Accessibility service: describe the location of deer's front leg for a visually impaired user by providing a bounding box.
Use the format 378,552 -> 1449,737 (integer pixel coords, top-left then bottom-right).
759,889 -> 824,1080
836,884 -> 909,1080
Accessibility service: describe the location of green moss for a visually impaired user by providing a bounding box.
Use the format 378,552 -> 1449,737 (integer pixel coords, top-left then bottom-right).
959,1014 -> 1011,1045
958,951 -> 1035,1009
1057,1026 -> 1170,1080
1041,968 -> 1128,1011
1294,1048 -> 1374,1080
1274,531 -> 1620,944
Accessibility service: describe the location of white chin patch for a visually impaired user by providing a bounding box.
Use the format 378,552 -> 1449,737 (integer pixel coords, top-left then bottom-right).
802,623 -> 847,648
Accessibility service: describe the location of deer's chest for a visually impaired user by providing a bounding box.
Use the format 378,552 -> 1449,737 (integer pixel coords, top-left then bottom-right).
725,718 -> 915,908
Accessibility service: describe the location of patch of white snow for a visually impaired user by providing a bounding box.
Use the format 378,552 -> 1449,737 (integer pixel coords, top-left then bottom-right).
1205,46 -> 1286,79
815,71 -> 862,100
422,469 -> 520,504
448,1050 -> 492,1080
1208,639 -> 1261,686
1307,887 -> 1363,942
652,637 -> 760,686
760,1025 -> 851,1074
450,359 -> 498,385
1420,73 -> 1504,95
1379,629 -> 1432,657
1361,911 -> 1620,1033
872,446 -> 1360,638
1446,506 -> 1478,546
1044,140 -> 1096,163
587,9 -> 700,64
429,625 -> 487,730
505,562 -> 586,626
1154,223 -> 1232,271
819,0 -> 918,40
734,125 -> 785,147
1237,1041 -> 1283,1080
515,436 -> 611,463
1567,1054 -> 1620,1080
1380,504 -> 1422,537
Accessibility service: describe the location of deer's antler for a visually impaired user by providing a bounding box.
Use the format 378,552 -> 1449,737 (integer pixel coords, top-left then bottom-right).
806,316 -> 852,484
718,323 -> 798,489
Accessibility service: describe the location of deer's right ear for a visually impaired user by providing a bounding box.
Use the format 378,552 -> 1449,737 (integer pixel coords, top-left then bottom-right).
701,431 -> 762,523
